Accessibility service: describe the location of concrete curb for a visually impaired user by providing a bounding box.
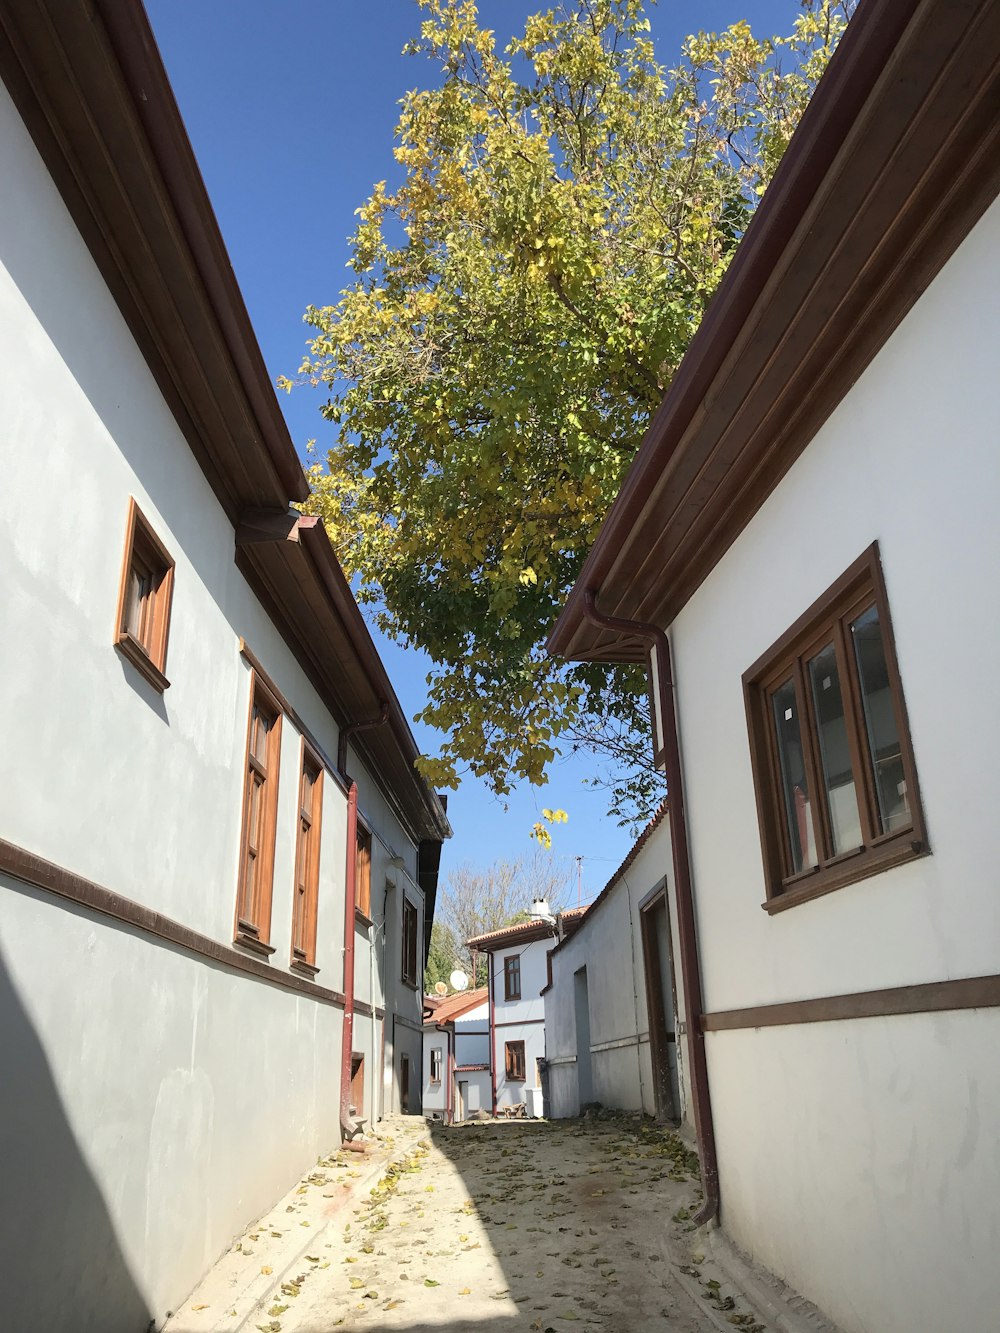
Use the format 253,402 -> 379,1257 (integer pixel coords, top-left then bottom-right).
704,1225 -> 845,1333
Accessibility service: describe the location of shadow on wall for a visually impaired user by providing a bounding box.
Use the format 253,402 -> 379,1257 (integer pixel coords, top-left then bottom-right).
0,943 -> 152,1333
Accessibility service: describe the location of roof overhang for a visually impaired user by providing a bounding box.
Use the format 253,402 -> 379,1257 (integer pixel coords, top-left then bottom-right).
0,0 -> 309,520
237,513 -> 452,845
548,0 -> 1000,664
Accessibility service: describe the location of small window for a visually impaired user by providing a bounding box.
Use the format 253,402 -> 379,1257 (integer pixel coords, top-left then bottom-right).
401,897 -> 419,987
503,954 -> 521,1001
430,1047 -> 443,1084
744,544 -> 926,913
355,825 -> 372,918
350,1053 -> 365,1117
291,745 -> 324,972
114,497 -> 175,691
505,1040 -> 526,1082
234,674 -> 282,950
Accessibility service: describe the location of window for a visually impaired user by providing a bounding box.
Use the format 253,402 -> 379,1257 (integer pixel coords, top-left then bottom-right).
505,1040 -> 526,1082
355,824 -> 372,919
291,745 -> 324,972
401,897 -> 419,987
430,1047 -> 443,1084
743,544 -> 926,913
503,954 -> 521,1001
234,674 -> 282,950
350,1053 -> 365,1117
114,497 -> 175,691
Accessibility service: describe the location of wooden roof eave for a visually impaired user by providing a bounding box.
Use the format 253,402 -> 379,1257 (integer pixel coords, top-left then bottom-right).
0,0 -> 309,522
548,0 -> 1000,664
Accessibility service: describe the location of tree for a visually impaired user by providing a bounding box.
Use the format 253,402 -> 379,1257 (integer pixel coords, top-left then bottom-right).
423,919 -> 461,991
436,852 -> 572,985
287,0 -> 854,832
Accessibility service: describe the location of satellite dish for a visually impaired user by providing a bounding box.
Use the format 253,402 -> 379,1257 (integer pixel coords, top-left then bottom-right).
449,969 -> 469,992
434,981 -> 448,996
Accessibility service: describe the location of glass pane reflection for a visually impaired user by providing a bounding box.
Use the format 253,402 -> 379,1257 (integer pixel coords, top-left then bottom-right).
771,679 -> 818,875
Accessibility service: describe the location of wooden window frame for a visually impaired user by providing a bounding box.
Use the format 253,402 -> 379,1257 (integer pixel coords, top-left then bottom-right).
429,1046 -> 443,1085
401,896 -> 419,989
113,497 -> 175,692
505,1039 -> 526,1082
290,740 -> 324,974
355,823 -> 372,921
503,953 -> 521,1002
234,672 -> 283,953
743,543 -> 927,915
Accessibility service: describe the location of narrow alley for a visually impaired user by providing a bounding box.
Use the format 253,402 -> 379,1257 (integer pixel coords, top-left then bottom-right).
167,1115 -> 764,1333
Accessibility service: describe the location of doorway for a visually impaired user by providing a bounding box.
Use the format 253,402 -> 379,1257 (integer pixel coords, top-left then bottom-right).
574,966 -> 594,1110
399,1053 -> 411,1113
350,1054 -> 365,1118
456,1079 -> 467,1123
639,888 -> 680,1122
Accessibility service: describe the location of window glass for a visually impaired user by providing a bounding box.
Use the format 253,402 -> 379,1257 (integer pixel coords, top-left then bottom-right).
770,679 -> 818,874
807,642 -> 863,854
852,605 -> 910,833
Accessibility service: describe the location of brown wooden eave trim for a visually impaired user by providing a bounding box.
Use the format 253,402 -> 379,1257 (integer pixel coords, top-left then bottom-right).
702,973 -> 1000,1033
549,0 -> 1000,662
0,0 -> 307,518
0,837 -> 346,1009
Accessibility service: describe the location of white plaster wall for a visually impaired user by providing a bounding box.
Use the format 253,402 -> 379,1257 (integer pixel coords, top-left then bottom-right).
666,194 -> 1000,1329
544,822 -> 686,1121
422,1030 -> 448,1116
0,877 -> 345,1331
672,194 -> 1000,1012
491,938 -> 551,1108
708,1012 -> 1000,1333
454,1006 -> 490,1066
0,80 -> 433,1326
456,1069 -> 491,1118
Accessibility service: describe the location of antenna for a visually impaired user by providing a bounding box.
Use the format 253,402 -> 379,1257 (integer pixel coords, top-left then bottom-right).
433,981 -> 448,996
449,969 -> 469,992
575,855 -> 583,908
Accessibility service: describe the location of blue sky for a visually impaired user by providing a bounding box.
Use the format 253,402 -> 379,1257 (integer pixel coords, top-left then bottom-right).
145,0 -> 801,899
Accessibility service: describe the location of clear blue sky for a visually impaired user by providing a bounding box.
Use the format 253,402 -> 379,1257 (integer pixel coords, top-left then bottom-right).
145,0 -> 800,900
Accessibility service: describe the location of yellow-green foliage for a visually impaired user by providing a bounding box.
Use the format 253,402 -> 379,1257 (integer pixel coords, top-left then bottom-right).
286,0 -> 852,829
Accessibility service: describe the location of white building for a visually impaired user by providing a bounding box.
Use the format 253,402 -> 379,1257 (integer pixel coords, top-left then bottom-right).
469,910 -> 586,1116
0,4 -> 449,1329
543,804 -> 687,1124
548,4 -> 1000,1331
422,987 -> 490,1122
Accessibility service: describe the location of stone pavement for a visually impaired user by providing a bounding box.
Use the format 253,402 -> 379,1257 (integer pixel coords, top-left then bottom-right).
166,1113 -> 772,1333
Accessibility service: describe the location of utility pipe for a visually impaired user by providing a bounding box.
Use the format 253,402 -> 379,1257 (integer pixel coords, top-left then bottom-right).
581,589 -> 720,1225
488,952 -> 497,1116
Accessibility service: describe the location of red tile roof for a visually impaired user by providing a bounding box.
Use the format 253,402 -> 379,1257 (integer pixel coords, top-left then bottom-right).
454,1063 -> 490,1072
466,906 -> 588,952
422,986 -> 488,1027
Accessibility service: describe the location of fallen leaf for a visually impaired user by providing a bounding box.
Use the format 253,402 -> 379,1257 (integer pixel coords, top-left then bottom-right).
192,1306 -> 209,1313
424,1278 -> 440,1287
458,1288 -> 471,1296
260,1266 -> 273,1276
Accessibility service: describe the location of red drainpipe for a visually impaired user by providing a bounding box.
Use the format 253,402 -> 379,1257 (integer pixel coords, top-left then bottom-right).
339,781 -> 359,1138
581,589 -> 720,1226
444,1024 -> 454,1123
487,952 -> 497,1115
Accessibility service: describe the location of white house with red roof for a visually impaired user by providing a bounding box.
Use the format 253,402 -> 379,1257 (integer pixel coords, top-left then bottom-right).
422,986 -> 490,1122
468,908 -> 587,1116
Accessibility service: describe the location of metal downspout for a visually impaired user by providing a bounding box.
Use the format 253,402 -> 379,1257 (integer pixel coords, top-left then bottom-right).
581,589 -> 720,1225
488,953 -> 497,1115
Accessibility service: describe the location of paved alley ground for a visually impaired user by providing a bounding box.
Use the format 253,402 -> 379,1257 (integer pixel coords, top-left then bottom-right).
168,1114 -> 768,1333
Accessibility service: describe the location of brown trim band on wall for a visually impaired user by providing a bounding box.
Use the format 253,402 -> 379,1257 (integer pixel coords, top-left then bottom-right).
493,1018 -> 546,1028
702,974 -> 1000,1032
0,837 -> 353,1008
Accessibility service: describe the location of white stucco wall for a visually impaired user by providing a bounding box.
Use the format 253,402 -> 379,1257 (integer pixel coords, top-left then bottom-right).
667,194 -> 1000,1331
544,821 -> 686,1122
0,80 -> 431,1330
491,938 -> 551,1110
